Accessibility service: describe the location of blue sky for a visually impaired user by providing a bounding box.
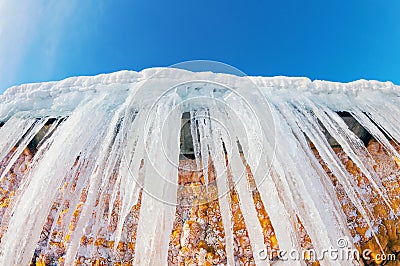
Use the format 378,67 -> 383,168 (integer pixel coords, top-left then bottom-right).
1,0 -> 400,93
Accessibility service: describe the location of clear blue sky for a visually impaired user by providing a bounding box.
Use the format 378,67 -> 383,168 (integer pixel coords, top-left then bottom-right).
1,0 -> 400,93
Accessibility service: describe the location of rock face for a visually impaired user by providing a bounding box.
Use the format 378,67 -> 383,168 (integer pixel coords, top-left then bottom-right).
0,139 -> 399,265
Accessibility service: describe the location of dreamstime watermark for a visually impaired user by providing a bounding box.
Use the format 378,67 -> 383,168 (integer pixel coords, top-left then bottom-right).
122,60 -> 277,206
258,237 -> 397,263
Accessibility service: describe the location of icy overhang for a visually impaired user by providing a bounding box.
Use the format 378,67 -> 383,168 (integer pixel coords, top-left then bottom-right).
1,67 -> 399,121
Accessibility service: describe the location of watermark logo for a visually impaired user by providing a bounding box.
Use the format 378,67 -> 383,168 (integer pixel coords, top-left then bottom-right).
336,237 -> 348,249
258,237 -> 397,263
122,60 -> 277,206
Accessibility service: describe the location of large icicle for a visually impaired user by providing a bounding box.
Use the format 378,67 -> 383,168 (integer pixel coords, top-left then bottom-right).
206,107 -> 269,265
221,97 -> 304,265
133,95 -> 182,265
350,108 -> 400,163
64,102 -> 128,265
0,94 -> 117,265
207,136 -> 236,266
304,97 -> 392,211
0,117 -> 49,180
0,115 -> 37,163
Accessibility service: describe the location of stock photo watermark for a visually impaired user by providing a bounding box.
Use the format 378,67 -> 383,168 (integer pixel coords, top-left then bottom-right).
258,237 -> 397,263
123,60 -> 275,206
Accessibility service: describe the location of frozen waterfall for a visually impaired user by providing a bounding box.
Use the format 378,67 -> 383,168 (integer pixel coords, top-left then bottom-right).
0,68 -> 399,265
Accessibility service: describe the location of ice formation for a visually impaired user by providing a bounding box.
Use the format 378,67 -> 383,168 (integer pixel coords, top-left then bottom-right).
0,68 -> 399,265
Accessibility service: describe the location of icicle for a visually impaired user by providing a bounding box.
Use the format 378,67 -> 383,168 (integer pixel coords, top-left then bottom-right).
0,95 -> 114,265
274,100 -> 355,243
0,117 -> 49,180
190,109 -> 202,173
290,102 -> 383,255
0,115 -> 37,163
361,97 -> 400,144
64,101 -> 129,265
194,106 -> 237,265
209,148 -> 236,265
220,93 -> 304,262
304,98 -> 393,212
133,97 -> 181,265
350,108 -> 400,165
197,108 -> 211,190
205,104 -> 268,265
113,109 -> 147,250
